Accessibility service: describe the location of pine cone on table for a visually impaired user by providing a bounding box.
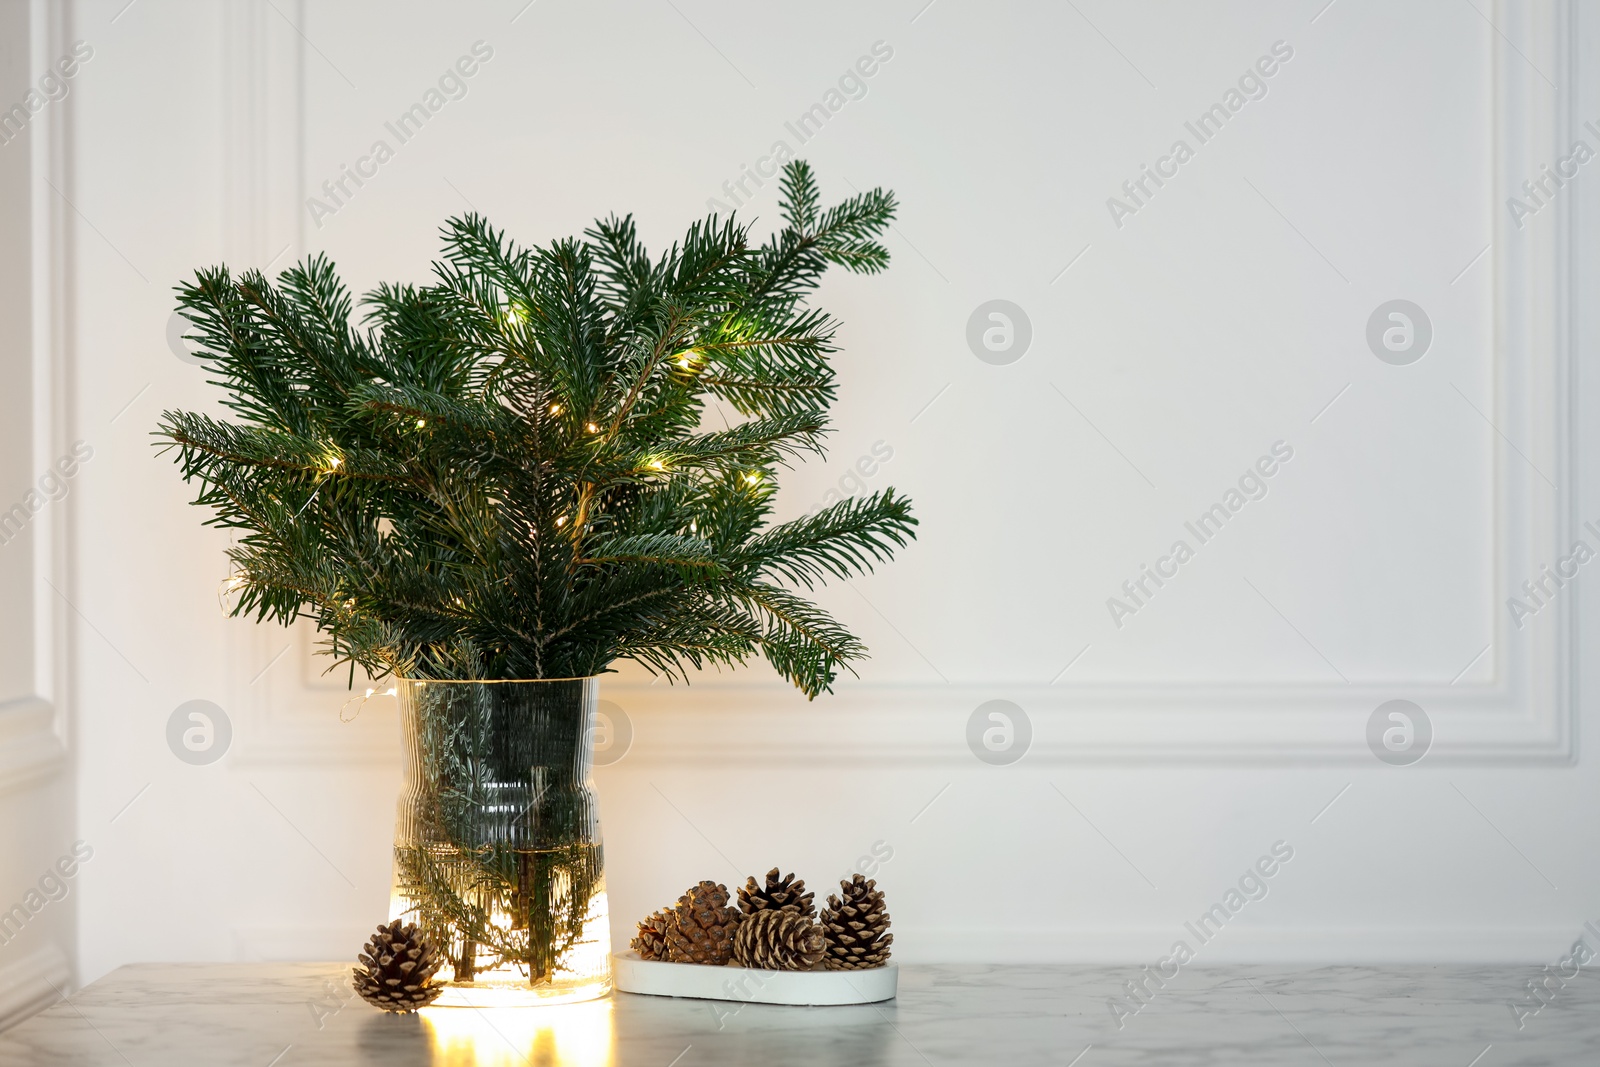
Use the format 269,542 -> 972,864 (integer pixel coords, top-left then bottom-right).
820,875 -> 893,970
732,909 -> 826,971
666,881 -> 742,965
737,867 -> 816,918
352,919 -> 445,1012
631,908 -> 675,961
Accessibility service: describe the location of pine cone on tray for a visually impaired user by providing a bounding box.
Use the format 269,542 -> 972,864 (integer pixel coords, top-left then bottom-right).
820,874 -> 893,970
666,881 -> 742,965
737,867 -> 816,918
732,909 -> 826,971
352,919 -> 446,1012
631,908 -> 675,962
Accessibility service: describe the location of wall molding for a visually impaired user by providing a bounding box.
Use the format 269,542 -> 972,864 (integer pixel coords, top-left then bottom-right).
898,926 -> 1585,964
605,0 -> 1585,765
229,614 -> 400,768
0,699 -> 64,796
216,1 -> 398,767
215,923 -> 1579,965
0,0 -> 70,797
222,0 -> 1583,766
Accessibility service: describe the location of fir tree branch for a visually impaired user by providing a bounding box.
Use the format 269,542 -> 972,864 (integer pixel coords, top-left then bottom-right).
158,161 -> 915,694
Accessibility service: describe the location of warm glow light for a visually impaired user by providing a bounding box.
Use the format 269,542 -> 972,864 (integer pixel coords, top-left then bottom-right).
648,459 -> 665,471
586,422 -> 599,434
420,998 -> 614,1067
555,515 -> 568,527
415,892 -> 613,1010
550,403 -> 563,416
416,418 -> 427,429
328,455 -> 343,469
744,471 -> 762,485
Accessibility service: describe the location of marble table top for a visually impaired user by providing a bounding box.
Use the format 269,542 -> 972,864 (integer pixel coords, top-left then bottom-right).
1,961 -> 1595,1065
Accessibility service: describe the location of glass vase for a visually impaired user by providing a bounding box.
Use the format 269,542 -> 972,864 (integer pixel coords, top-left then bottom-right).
390,677 -> 612,1007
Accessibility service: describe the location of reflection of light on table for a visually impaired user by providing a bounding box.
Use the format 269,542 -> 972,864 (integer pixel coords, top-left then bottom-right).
420,998 -> 614,1067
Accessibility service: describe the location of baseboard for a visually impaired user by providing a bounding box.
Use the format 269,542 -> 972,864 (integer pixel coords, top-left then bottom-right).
0,944 -> 70,1032
231,922 -> 1587,969
893,927 -> 1589,965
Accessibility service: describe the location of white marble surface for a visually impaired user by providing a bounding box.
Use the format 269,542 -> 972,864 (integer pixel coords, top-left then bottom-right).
0,962 -> 1595,1065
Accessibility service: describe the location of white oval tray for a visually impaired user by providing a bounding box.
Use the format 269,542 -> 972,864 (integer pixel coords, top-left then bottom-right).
612,952 -> 897,1005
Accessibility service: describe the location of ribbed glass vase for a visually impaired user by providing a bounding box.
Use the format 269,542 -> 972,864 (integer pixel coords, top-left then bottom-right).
390,677 -> 611,1007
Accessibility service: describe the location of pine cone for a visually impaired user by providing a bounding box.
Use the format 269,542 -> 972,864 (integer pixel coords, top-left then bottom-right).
352,919 -> 445,1012
666,881 -> 742,965
821,875 -> 893,970
631,908 -> 674,961
737,867 -> 815,918
732,909 -> 826,971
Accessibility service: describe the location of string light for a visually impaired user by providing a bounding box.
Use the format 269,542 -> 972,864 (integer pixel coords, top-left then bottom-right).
328,455 -> 343,469
586,422 -> 599,434
550,403 -> 563,416
648,458 -> 665,471
743,471 -> 762,486
415,418 -> 426,429
555,515 -> 568,527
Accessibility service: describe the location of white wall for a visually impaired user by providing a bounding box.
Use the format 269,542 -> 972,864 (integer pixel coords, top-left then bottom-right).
35,0 -> 1600,988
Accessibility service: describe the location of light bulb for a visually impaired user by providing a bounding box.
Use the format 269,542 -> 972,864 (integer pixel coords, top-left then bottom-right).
556,515 -> 568,527
328,455 -> 343,469
550,403 -> 563,416
586,422 -> 599,434
744,472 -> 762,485
648,458 -> 665,471
415,418 -> 426,429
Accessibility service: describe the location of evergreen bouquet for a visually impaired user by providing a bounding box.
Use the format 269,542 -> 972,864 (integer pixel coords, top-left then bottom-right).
157,162 -> 915,997
158,161 -> 913,696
